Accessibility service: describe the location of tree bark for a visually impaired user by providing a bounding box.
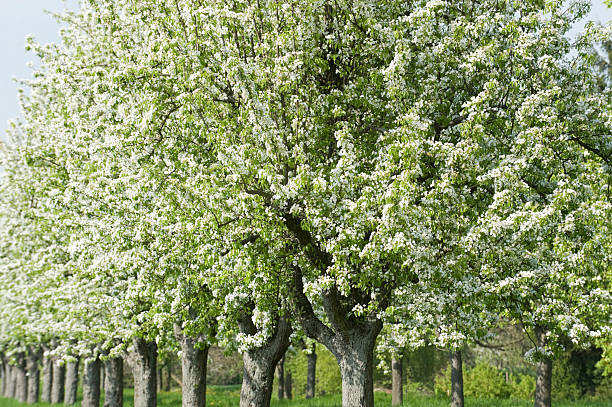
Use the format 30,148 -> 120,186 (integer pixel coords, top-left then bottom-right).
26,350 -> 41,404
306,343 -> 316,399
103,357 -> 123,407
51,359 -> 66,404
175,326 -> 209,407
15,353 -> 28,403
284,372 -> 292,399
7,364 -> 16,399
391,356 -> 403,406
239,309 -> 291,407
82,357 -> 101,407
276,355 -> 285,400
65,358 -> 80,405
41,355 -> 53,403
127,338 -> 157,407
450,351 -> 464,407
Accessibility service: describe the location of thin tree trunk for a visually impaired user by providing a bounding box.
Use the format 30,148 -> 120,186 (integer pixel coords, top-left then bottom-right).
276,355 -> 285,400
41,355 -> 53,403
239,309 -> 291,407
306,343 -> 316,399
51,359 -> 66,404
534,327 -> 552,407
15,353 -> 28,403
82,357 -> 101,407
103,357 -> 123,407
450,351 -> 464,407
157,366 -> 162,392
284,372 -> 292,399
0,356 -> 4,398
26,350 -> 41,404
175,327 -> 209,407
165,361 -> 171,391
65,358 -> 80,405
127,338 -> 157,407
392,356 -> 403,406
100,363 -> 105,397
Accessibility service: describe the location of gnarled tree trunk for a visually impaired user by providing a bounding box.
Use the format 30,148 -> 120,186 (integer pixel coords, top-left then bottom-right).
291,264 -> 385,407
391,356 -> 403,406
103,357 -> 123,407
82,357 -> 101,407
239,309 -> 291,407
450,350 -> 464,407
26,349 -> 41,404
64,358 -> 79,405
305,344 -> 316,399
127,338 -> 157,407
41,355 -> 53,403
14,353 -> 28,403
175,326 -> 209,407
51,359 -> 65,404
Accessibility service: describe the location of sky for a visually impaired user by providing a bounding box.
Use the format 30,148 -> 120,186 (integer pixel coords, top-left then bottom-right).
1,1 -> 612,138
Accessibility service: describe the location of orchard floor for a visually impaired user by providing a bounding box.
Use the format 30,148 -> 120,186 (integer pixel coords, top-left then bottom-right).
1,386 -> 611,407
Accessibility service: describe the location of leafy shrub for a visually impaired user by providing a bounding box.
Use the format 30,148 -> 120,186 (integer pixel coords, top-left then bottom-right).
464,362 -> 510,399
509,373 -> 535,399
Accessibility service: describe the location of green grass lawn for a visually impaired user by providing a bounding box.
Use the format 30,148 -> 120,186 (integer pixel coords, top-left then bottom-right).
1,386 -> 611,407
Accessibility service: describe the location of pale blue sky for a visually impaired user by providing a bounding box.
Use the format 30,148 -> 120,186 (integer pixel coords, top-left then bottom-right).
1,1 -> 611,137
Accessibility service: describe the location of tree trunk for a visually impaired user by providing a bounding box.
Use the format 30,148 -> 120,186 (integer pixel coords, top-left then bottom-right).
127,338 -> 157,407
157,366 -> 162,392
100,363 -> 105,396
450,351 -> 464,407
276,355 -> 285,400
290,264 -> 387,407
0,357 -> 4,398
26,351 -> 41,404
51,359 -> 66,404
15,354 -> 28,403
41,355 -> 53,403
239,310 -> 291,407
103,357 -> 123,407
335,333 -> 378,407
65,359 -> 79,405
534,327 -> 552,407
284,372 -> 292,399
175,328 -> 209,407
165,361 -> 171,391
305,343 -> 316,399
391,356 -> 403,406
7,364 -> 16,399
82,357 -> 101,407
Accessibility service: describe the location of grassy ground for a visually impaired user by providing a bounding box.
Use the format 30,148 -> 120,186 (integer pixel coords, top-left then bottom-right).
0,386 -> 611,406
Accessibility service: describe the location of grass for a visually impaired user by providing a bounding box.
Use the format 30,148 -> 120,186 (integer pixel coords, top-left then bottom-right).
1,387 -> 611,407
